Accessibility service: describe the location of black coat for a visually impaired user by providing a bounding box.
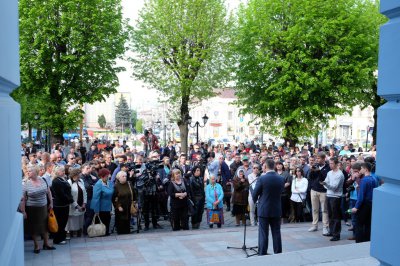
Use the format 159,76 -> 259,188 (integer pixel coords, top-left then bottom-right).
51,177 -> 74,207
252,171 -> 284,218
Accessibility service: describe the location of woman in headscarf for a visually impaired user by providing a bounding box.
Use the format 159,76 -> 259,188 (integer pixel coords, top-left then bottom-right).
232,169 -> 249,226
205,175 -> 224,228
112,171 -> 135,234
66,168 -> 87,237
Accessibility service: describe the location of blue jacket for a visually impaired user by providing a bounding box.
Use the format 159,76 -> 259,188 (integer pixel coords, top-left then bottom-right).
205,183 -> 224,209
90,179 -> 114,213
355,175 -> 376,209
252,171 -> 284,218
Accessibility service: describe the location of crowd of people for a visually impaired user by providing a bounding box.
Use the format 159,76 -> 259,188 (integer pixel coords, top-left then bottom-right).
20,135 -> 379,255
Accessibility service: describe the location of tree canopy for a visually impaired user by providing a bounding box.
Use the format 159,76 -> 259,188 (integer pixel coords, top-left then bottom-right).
131,0 -> 233,152
234,0 -> 385,144
13,0 -> 130,141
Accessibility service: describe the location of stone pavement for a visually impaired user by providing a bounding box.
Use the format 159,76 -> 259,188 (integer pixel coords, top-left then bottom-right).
24,218 -> 370,266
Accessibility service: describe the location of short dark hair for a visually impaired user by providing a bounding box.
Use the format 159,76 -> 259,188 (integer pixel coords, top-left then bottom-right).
351,162 -> 362,171
265,159 -> 275,171
329,157 -> 339,165
361,162 -> 373,172
317,152 -> 326,159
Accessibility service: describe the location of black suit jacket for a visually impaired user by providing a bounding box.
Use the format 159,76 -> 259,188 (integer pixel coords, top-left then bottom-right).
252,171 -> 284,218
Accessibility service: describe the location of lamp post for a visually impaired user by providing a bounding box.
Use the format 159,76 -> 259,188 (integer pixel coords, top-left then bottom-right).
156,119 -> 172,147
254,121 -> 263,145
187,114 -> 208,144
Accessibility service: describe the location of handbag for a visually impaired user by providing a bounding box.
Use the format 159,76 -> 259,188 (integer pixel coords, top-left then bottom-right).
298,192 -> 311,214
87,214 -> 106,238
128,182 -> 138,216
48,208 -> 58,233
210,209 -> 220,223
188,198 -> 195,216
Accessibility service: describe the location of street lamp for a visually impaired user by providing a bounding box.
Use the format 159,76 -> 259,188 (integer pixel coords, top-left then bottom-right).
187,114 -> 208,144
156,119 -> 172,147
255,121 -> 263,145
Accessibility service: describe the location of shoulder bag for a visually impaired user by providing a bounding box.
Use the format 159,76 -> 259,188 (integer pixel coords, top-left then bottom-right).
128,182 -> 138,216
87,214 -> 106,237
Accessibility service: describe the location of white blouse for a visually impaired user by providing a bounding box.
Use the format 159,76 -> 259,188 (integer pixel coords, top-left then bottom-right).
290,177 -> 308,203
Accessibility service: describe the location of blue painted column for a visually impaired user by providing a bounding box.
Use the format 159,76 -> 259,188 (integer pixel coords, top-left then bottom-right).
371,1 -> 400,265
0,1 -> 24,266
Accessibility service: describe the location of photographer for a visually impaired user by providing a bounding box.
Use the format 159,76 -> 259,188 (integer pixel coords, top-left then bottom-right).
141,152 -> 163,230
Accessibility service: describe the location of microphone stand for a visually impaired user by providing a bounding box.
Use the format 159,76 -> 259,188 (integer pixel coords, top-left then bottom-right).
227,175 -> 259,257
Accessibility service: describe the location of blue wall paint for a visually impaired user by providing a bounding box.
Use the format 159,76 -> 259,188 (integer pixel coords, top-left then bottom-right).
371,1 -> 400,265
0,1 -> 23,265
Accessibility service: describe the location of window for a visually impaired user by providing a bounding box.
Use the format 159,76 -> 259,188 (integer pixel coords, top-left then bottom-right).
228,111 -> 233,120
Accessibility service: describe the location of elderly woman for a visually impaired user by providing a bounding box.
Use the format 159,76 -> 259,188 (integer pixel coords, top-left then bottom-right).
232,169 -> 249,226
205,175 -> 224,228
168,169 -> 190,231
66,168 -> 87,237
21,166 -> 55,253
112,171 -> 135,234
91,168 -> 114,235
51,165 -> 73,244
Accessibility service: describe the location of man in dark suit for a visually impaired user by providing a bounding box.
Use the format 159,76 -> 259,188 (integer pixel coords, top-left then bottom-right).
252,159 -> 285,255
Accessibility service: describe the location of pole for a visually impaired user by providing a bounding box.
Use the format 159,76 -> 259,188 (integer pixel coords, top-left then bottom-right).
196,122 -> 199,144
365,126 -> 369,151
164,125 -> 167,147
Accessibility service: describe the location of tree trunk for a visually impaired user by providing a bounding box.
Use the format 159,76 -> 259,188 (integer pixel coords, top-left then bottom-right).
178,123 -> 189,156
283,121 -> 299,148
179,94 -> 190,155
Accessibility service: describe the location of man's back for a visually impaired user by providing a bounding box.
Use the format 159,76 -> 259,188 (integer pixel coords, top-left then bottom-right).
252,172 -> 284,218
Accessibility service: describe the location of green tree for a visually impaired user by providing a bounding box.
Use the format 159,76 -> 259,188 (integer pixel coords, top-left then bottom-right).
115,95 -> 131,131
14,0 -> 130,143
98,114 -> 107,128
131,0 -> 233,154
234,0 -> 385,145
135,119 -> 144,134
131,109 -> 138,130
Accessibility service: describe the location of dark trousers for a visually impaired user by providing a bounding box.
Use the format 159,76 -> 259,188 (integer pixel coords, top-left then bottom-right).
355,202 -> 372,243
115,212 -> 131,234
53,206 -> 69,244
191,198 -> 205,225
99,212 -> 111,235
171,206 -> 189,231
143,194 -> 158,228
83,200 -> 95,235
292,201 -> 304,222
258,216 -> 282,255
327,197 -> 342,238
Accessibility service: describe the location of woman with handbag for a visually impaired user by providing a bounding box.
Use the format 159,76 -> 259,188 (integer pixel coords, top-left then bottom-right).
168,169 -> 190,231
91,168 -> 114,235
20,165 -> 56,253
51,165 -> 74,245
66,168 -> 87,237
290,167 -> 309,222
205,175 -> 224,228
112,171 -> 135,234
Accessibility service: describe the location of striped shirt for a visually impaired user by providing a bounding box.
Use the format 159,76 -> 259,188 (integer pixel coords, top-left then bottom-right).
23,178 -> 48,207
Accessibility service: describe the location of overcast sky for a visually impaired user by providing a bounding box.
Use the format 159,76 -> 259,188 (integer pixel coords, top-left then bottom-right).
117,0 -> 245,109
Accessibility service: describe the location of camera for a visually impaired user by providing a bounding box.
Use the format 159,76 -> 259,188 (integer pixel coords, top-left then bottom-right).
136,160 -> 163,189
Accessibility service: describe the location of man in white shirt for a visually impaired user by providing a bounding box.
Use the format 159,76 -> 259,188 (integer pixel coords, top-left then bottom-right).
321,157 -> 344,241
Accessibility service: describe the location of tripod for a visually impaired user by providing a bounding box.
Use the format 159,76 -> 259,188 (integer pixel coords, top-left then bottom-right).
227,212 -> 258,257
227,177 -> 259,257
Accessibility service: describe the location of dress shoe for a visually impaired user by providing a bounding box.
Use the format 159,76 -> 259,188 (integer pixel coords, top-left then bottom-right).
323,233 -> 333,237
43,245 -> 56,250
33,249 -> 40,254
330,236 -> 340,241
